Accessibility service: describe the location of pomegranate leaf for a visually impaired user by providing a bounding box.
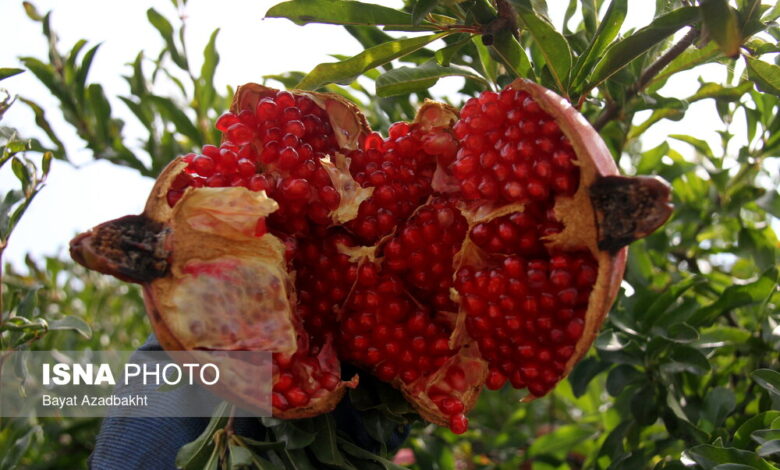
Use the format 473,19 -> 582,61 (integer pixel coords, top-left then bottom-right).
587,7 -> 699,88
515,4 -> 572,94
148,95 -> 203,146
700,0 -> 742,57
746,58 -> 780,97
175,402 -> 230,470
266,0 -> 419,29
377,62 -> 487,98
489,30 -> 534,79
0,68 -> 23,81
196,29 -> 220,119
296,33 -> 446,90
686,444 -> 778,470
570,0 -> 627,94
146,8 -> 188,70
757,440 -> 780,458
702,387 -> 737,428
18,98 -> 66,159
690,268 -> 778,325
48,316 -> 92,338
568,356 -> 611,398
411,0 -> 438,26
752,369 -> 780,400
309,415 -> 350,467
74,44 -> 100,100
337,439 -> 407,470
528,424 -> 595,457
733,411 -> 780,448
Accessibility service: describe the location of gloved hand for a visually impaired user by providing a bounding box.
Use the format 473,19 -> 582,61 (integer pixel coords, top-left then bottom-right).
89,335 -> 409,469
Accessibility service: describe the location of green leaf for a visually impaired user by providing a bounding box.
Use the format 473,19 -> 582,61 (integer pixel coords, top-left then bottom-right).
568,356 -> 610,397
490,31 -> 534,79
0,425 -> 41,470
309,415 -> 349,467
147,8 -> 188,70
19,97 -> 67,159
337,438 -> 408,469
148,95 -> 202,145
646,42 -> 720,92
48,316 -> 92,338
473,36 -> 498,84
376,62 -> 488,97
228,443 -> 253,468
703,387 -> 736,428
663,345 -> 710,374
734,412 -> 780,448
746,58 -> 780,96
690,268 -> 778,324
267,420 -> 316,450
528,425 -> 595,457
516,3 -> 572,93
570,0 -> 627,92
606,364 -> 643,396
266,0 -> 417,28
686,444 -> 778,470
642,276 -> 701,328
0,68 -> 24,81
754,430 -> 780,446
700,0 -> 742,57
41,152 -> 52,175
176,403 -> 230,469
753,369 -> 780,399
296,33 -> 446,90
75,44 -> 101,103
713,465 -> 764,470
757,440 -> 780,458
588,7 -> 699,88
22,1 -> 43,21
412,0 -> 438,25
198,29 -> 220,111
631,386 -> 658,425
11,157 -> 30,186
86,83 -> 113,143
690,81 -> 754,102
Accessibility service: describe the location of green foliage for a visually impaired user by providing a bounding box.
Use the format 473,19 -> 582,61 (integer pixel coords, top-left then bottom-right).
2,0 -> 780,469
16,3 -> 230,177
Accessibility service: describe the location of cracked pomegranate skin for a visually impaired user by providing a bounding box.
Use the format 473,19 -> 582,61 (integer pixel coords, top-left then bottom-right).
70,79 -> 672,434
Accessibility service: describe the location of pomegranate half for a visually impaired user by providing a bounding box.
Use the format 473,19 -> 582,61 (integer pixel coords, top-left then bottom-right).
71,79 -> 672,433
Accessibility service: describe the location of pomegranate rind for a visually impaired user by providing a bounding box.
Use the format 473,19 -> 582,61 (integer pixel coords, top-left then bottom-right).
401,344 -> 487,427
142,162 -> 356,416
148,186 -> 296,352
507,78 -> 628,385
231,83 -> 372,227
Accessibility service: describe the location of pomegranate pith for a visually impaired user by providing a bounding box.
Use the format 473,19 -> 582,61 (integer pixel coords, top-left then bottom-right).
70,80 -> 672,433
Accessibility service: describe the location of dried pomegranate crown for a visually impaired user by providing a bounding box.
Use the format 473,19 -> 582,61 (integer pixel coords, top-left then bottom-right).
71,79 -> 672,433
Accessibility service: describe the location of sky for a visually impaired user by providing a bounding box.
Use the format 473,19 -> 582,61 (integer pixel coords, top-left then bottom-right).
0,0 -> 739,267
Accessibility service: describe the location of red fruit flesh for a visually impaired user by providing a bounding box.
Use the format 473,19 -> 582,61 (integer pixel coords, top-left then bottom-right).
70,80 -> 672,433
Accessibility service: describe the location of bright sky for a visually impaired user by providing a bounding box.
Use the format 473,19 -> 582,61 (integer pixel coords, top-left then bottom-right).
0,0 -> 736,267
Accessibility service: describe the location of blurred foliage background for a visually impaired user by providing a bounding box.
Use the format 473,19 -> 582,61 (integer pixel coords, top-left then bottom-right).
1,0 -> 779,468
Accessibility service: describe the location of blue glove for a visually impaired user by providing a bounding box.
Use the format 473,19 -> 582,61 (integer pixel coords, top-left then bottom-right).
89,335 -> 409,469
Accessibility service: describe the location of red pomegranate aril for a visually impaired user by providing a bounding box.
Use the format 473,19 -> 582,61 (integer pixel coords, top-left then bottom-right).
449,413 -> 468,434
285,387 -> 310,407
226,123 -> 254,145
191,155 -> 216,176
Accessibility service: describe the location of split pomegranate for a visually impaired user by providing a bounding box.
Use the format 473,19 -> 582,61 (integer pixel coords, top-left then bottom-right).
70,80 -> 672,433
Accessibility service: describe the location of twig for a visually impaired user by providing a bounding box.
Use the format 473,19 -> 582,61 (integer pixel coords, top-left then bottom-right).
593,27 -> 700,131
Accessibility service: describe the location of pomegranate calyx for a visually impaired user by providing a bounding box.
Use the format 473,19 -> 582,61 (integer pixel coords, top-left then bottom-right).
589,175 -> 673,253
69,215 -> 170,284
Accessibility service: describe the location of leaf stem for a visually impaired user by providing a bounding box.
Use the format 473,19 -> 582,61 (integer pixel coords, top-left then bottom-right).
593,27 -> 700,131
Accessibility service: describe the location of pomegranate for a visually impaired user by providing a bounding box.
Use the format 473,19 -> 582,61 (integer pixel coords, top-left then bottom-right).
70,80 -> 672,433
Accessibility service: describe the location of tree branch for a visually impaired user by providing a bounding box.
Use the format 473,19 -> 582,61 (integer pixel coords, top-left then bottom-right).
594,27 -> 700,131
